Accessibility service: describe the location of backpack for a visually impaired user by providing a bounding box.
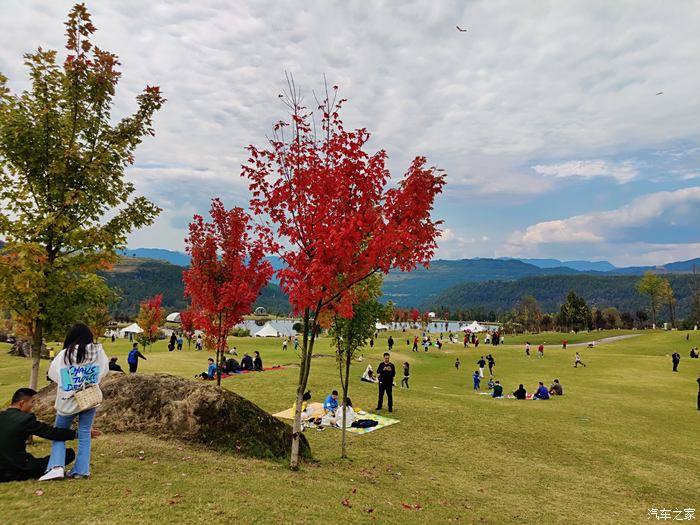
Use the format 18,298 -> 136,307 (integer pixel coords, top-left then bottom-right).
128,349 -> 138,365
352,419 -> 379,429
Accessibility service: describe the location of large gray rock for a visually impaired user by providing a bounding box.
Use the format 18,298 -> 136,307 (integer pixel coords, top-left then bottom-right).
34,373 -> 310,461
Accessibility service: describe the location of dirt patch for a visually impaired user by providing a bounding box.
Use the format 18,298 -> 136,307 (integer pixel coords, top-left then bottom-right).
33,373 -> 310,461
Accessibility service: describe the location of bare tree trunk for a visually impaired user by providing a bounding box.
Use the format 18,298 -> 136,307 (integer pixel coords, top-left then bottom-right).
290,308 -> 313,470
29,319 -> 44,391
340,346 -> 351,459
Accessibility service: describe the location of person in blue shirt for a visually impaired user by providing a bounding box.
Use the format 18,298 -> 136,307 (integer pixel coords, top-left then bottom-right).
197,358 -> 217,380
533,382 -> 550,400
472,371 -> 481,391
127,343 -> 146,374
324,390 -> 339,413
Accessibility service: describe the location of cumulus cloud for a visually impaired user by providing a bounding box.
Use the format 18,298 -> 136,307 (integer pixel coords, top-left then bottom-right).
1,1 -> 699,262
531,160 -> 638,183
509,187 -> 700,249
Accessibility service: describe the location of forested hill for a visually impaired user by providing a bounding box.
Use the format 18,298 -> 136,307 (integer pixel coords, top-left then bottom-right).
382,258 -> 580,305
99,257 -> 290,320
429,273 -> 698,317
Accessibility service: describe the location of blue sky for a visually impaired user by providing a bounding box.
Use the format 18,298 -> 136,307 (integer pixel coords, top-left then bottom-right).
1,1 -> 699,266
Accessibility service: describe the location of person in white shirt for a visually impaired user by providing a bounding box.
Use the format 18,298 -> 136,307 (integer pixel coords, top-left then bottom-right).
334,399 -> 357,428
39,324 -> 108,481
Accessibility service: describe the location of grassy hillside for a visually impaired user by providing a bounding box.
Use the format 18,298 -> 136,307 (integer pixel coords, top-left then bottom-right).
100,257 -> 290,319
0,329 -> 698,524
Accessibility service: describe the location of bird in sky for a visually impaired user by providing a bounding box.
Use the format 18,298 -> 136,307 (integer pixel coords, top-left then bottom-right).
655,91 -> 664,95
456,25 -> 467,32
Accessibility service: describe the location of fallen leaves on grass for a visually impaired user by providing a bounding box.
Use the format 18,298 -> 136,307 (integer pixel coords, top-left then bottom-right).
341,499 -> 352,508
34,489 -> 44,497
402,503 -> 423,510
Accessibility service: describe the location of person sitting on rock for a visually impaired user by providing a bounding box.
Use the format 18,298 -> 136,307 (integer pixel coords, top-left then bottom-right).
108,357 -> 124,373
253,351 -> 263,371
240,353 -> 254,371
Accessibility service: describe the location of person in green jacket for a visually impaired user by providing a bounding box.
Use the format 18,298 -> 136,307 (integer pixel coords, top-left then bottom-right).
492,380 -> 504,398
0,388 -> 88,482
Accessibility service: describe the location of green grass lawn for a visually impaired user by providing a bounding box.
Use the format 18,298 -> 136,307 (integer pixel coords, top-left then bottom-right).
0,329 -> 698,524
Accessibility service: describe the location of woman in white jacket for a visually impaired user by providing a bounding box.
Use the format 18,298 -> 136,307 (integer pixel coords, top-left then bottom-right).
39,324 -> 108,481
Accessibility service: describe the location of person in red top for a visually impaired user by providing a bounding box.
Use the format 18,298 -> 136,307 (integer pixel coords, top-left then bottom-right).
537,343 -> 544,358
412,336 -> 419,352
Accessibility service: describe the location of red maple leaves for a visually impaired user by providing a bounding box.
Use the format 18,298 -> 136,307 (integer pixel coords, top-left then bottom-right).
183,199 -> 272,384
242,87 -> 445,319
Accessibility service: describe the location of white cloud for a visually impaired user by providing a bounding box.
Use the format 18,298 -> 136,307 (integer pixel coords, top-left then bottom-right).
531,160 -> 638,183
509,187 -> 700,249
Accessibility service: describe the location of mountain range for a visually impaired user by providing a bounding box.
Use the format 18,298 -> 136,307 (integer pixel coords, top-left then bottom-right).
115,248 -> 699,313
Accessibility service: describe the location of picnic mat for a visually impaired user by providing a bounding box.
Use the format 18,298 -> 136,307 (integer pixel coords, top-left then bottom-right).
272,405 -> 400,434
220,366 -> 286,379
272,402 -> 324,420
342,412 -> 400,435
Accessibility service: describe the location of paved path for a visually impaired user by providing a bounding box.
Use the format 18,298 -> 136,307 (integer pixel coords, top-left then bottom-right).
569,334 -> 641,347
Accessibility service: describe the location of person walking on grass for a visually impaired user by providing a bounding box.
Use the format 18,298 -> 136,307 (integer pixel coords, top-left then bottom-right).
472,370 -> 481,391
455,357 -> 460,370
672,352 -> 681,372
574,352 -> 587,368
412,335 -> 419,352
388,335 -> 394,352
537,343 -> 545,359
376,353 -> 396,412
401,362 -> 410,388
177,334 -> 183,351
696,373 -> 700,410
477,356 -> 486,378
487,354 -> 495,376
525,341 -> 531,358
40,324 -> 108,481
127,343 -> 146,374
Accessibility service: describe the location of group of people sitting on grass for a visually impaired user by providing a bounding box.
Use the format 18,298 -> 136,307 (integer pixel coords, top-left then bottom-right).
473,373 -> 564,400
292,390 -> 379,431
197,351 -> 263,379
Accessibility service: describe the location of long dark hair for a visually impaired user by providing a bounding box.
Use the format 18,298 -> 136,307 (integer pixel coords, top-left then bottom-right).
63,323 -> 94,365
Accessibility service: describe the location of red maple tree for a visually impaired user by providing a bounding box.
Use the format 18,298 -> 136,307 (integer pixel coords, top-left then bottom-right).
135,294 -> 165,352
183,199 -> 272,386
179,308 -> 195,350
242,81 -> 446,467
410,308 -> 421,324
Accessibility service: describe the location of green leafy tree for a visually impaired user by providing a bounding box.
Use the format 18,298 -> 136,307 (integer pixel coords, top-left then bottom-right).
602,307 -> 622,329
0,5 -> 164,389
690,265 -> 700,327
328,275 -> 387,459
636,272 -> 664,328
516,295 -> 541,333
659,279 -> 676,328
559,291 -> 590,332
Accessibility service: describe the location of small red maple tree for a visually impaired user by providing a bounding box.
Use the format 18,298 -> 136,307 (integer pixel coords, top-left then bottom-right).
135,294 -> 165,352
183,199 -> 272,386
179,308 -> 195,350
242,80 -> 446,468
410,308 -> 420,325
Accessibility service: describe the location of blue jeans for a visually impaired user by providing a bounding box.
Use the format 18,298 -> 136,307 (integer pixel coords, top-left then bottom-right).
46,408 -> 96,476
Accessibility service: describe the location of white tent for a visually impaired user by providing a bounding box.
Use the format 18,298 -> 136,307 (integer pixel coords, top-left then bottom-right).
253,323 -> 280,337
166,312 -> 181,323
375,322 -> 389,331
119,323 -> 143,338
463,321 -> 487,333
